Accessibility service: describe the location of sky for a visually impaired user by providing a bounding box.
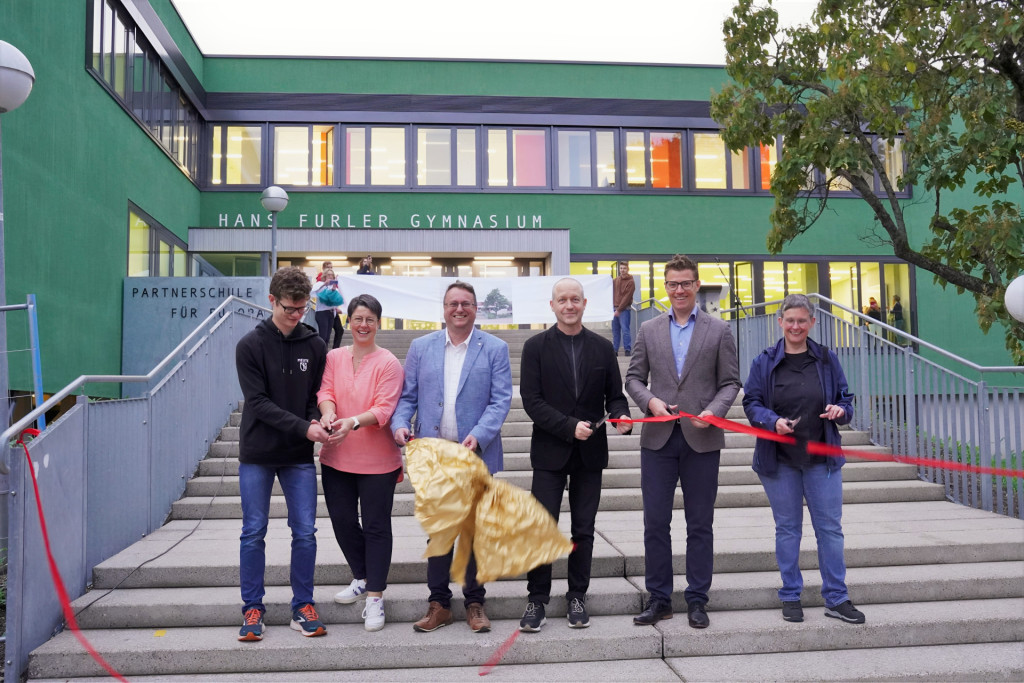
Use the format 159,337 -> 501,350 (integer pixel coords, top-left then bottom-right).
171,0 -> 819,65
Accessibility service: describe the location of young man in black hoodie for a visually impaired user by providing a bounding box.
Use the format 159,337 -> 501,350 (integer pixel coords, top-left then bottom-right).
235,266 -> 330,641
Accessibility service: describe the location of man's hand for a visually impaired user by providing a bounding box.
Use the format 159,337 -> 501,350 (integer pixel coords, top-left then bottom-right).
613,310 -> 620,317
462,434 -> 479,452
574,421 -> 594,440
647,397 -> 677,418
306,422 -> 330,443
615,418 -> 632,435
394,427 -> 411,446
690,410 -> 714,429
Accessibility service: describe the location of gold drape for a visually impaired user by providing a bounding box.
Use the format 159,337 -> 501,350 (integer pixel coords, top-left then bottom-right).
405,438 -> 574,584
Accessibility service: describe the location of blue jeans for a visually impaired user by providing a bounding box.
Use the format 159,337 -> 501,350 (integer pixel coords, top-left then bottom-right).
239,461 -> 318,613
758,463 -> 849,607
612,308 -> 632,353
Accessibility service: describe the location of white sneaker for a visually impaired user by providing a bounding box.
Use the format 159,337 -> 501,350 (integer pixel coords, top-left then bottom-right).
363,596 -> 385,631
334,578 -> 367,604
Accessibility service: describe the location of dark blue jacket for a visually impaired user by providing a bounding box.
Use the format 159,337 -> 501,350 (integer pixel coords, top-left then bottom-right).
742,337 -> 855,475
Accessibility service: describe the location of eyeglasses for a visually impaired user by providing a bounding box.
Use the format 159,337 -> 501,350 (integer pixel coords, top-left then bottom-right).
444,301 -> 477,310
277,301 -> 307,315
349,316 -> 378,326
665,280 -> 698,292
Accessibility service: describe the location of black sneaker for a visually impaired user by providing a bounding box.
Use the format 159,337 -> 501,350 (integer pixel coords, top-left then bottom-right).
519,601 -> 546,632
782,600 -> 804,622
825,600 -> 865,624
567,597 -> 590,628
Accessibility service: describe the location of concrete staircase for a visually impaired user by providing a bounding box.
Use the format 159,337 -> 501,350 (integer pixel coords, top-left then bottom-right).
28,329 -> 1024,681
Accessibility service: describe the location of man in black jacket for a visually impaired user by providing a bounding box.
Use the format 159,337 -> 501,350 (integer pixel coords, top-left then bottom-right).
518,278 -> 632,633
235,267 -> 331,642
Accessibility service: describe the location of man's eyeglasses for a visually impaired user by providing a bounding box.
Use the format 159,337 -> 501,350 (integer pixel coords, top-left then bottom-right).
665,280 -> 698,292
277,301 -> 308,315
444,301 -> 477,310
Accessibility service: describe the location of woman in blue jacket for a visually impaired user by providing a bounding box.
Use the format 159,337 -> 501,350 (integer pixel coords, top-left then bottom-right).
742,294 -> 865,625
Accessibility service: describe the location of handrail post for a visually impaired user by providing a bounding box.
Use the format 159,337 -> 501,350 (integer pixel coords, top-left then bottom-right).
26,294 -> 45,431
977,381 -> 993,512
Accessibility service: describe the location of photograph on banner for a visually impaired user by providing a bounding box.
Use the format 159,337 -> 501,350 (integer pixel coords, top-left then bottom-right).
335,275 -> 613,325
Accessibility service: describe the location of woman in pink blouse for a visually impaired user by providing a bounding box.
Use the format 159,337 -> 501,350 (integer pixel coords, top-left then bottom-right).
317,294 -> 404,632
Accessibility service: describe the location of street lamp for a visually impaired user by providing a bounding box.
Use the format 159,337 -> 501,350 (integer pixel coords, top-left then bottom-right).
1006,275 -> 1024,324
260,186 -> 288,275
0,41 -> 36,428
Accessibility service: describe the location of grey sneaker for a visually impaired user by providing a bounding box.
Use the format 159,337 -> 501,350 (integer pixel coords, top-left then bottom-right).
782,600 -> 803,622
519,601 -> 546,632
567,597 -> 590,628
825,600 -> 865,624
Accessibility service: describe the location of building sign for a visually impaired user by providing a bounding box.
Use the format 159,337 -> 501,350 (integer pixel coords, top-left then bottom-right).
122,277 -> 269,395
217,212 -> 544,229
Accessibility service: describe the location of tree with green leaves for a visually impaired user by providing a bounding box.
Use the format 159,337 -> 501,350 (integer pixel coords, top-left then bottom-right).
711,0 -> 1024,362
483,288 -> 512,315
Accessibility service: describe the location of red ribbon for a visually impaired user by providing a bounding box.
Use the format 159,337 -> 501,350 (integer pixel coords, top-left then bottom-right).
17,429 -> 128,682
478,628 -> 519,676
608,413 -> 1024,478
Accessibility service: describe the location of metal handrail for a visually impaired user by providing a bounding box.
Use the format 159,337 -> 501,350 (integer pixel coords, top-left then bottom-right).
722,293 -> 1024,374
634,297 -> 669,313
0,295 -> 271,473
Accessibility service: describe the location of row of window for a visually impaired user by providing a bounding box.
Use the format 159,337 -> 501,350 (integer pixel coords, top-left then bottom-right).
89,0 -> 201,178
128,205 -> 189,277
210,122 -> 907,196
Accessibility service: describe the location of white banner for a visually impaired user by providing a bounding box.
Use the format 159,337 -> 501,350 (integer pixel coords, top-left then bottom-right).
335,274 -> 614,324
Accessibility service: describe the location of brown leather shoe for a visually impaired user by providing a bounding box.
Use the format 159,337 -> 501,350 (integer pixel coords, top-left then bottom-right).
466,602 -> 491,633
413,601 -> 454,632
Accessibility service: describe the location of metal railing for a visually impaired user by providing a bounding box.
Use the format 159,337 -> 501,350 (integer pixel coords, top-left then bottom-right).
2,296 -> 266,683
725,294 -> 1024,519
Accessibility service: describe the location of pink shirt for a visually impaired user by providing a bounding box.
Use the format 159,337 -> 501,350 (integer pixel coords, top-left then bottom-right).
316,347 -> 404,474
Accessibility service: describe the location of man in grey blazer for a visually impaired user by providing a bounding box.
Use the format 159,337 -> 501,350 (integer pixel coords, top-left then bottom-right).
393,281 -> 513,635
625,254 -> 740,629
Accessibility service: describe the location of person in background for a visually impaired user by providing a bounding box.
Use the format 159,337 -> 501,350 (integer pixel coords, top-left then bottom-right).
312,269 -> 344,349
316,260 -> 333,282
317,294 -> 404,632
742,293 -> 865,626
357,255 -> 375,275
889,294 -> 906,343
612,261 -> 635,356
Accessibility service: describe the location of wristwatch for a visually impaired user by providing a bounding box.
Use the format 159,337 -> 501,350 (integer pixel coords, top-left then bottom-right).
350,415 -> 361,431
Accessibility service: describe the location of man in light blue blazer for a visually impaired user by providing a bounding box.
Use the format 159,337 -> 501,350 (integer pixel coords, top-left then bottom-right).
393,281 -> 512,634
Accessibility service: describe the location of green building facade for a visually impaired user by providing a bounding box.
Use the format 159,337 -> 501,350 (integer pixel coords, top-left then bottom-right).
0,0 -> 1004,398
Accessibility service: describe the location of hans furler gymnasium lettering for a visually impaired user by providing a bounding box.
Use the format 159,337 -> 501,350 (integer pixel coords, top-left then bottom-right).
218,212 -> 544,229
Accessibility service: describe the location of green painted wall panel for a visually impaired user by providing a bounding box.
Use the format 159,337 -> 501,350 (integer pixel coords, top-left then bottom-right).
203,58 -> 729,100
2,0 -> 200,398
147,0 -> 204,83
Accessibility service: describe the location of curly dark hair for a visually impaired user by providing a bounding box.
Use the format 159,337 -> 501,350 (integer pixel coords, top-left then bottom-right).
269,266 -> 312,302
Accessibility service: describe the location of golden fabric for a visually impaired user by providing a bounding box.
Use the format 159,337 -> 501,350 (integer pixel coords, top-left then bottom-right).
405,438 -> 574,584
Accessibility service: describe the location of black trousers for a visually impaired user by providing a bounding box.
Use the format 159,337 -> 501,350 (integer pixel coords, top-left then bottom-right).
320,465 -> 399,593
526,447 -> 603,603
426,546 -> 485,609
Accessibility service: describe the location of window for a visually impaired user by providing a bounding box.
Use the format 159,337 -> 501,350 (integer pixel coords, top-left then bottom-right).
625,131 -> 683,189
879,138 -> 905,188
759,141 -> 778,190
210,125 -> 262,185
416,128 -> 477,187
344,127 -> 406,186
693,132 -> 751,190
128,205 -> 188,277
274,125 -> 335,186
87,0 -> 201,179
487,129 -> 547,187
556,129 -> 616,188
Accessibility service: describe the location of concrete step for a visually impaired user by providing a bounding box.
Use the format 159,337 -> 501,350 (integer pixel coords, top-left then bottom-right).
184,461 -> 920,497
27,598 -> 1024,679
69,561 -> 1024,630
93,501 -> 1024,590
30,643 -> 1024,682
170,478 -> 944,520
